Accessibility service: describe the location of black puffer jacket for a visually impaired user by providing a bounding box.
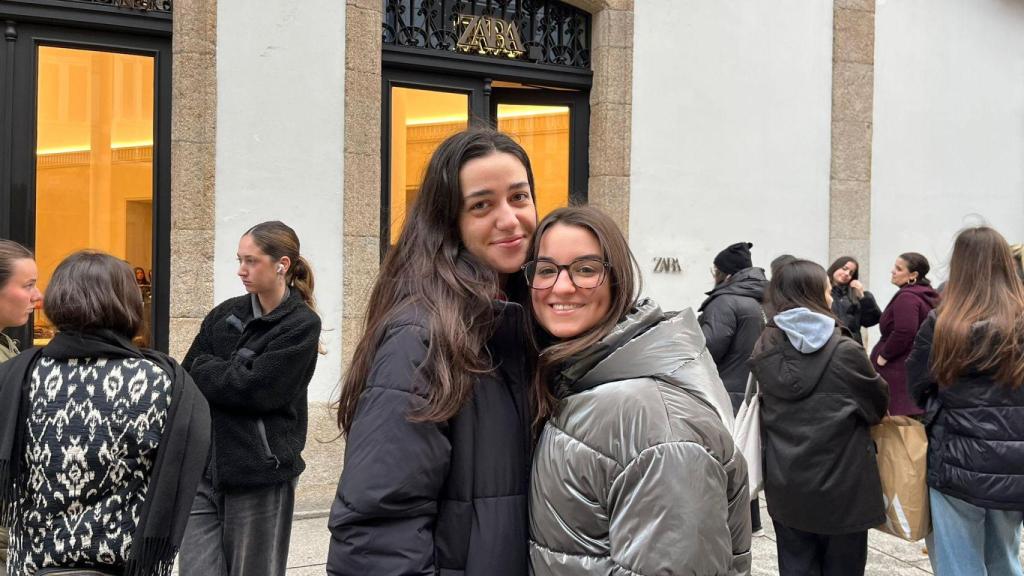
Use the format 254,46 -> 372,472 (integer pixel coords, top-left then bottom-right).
183,291 -> 321,490
830,285 -> 881,345
750,321 -> 888,535
907,313 -> 1024,510
698,267 -> 768,412
327,302 -> 531,576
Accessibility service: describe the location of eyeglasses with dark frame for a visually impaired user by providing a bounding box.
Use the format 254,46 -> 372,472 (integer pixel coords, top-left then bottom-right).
522,257 -> 611,290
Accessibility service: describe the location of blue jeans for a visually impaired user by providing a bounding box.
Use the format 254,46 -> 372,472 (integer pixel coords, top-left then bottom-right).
927,488 -> 1024,576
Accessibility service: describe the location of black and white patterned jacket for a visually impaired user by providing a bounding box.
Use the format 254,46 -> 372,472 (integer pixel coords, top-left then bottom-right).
7,355 -> 172,576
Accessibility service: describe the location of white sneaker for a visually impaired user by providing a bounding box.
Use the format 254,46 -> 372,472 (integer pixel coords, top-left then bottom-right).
752,528 -> 766,537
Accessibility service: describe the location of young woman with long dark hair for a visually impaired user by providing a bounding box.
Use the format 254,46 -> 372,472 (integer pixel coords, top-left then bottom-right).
750,259 -> 888,576
526,207 -> 749,575
826,255 -> 881,345
908,227 -> 1024,576
179,221 -> 322,576
327,130 -> 537,576
872,252 -> 940,415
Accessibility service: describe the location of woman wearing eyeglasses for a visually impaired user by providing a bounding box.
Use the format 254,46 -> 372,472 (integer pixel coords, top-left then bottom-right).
328,130 -> 537,576
525,206 -> 750,576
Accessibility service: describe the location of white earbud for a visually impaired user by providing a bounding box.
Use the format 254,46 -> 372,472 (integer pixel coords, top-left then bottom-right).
276,264 -> 285,274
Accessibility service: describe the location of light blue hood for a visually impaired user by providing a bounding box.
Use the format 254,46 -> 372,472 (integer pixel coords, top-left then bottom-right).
773,308 -> 836,354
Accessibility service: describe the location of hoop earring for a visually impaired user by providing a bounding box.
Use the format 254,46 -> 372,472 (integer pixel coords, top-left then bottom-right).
908,277 -> 917,285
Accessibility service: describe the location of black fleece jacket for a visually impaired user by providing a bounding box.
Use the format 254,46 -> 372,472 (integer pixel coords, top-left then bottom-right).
184,291 -> 321,490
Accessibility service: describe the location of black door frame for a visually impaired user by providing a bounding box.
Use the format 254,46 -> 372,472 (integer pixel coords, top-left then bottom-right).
381,52 -> 592,257
0,8 -> 171,352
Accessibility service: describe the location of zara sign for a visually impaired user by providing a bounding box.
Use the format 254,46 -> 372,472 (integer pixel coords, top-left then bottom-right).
456,14 -> 526,59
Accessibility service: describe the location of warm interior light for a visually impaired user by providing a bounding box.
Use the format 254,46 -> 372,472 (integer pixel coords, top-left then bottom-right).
33,45 -> 156,346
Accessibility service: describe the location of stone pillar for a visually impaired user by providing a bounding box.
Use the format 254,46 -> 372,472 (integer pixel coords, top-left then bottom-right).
829,0 -> 875,283
170,0 -> 218,359
341,0 -> 384,367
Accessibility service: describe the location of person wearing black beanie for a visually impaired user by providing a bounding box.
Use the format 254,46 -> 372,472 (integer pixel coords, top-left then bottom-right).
699,240 -> 769,536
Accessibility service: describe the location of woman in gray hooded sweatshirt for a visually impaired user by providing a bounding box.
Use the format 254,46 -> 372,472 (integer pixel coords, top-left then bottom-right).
526,207 -> 750,576
750,259 -> 888,576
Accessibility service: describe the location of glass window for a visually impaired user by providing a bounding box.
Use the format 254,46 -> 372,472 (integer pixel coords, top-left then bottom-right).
497,104 -> 570,220
389,87 -> 468,245
34,46 -> 155,345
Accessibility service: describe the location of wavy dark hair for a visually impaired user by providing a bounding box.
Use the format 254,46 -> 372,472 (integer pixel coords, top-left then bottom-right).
932,227 -> 1024,388
527,206 -> 641,432
335,129 -> 536,433
765,259 -> 836,320
827,256 -> 861,284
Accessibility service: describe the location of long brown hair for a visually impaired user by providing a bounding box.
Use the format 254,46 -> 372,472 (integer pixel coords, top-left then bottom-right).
931,227 -> 1024,388
765,259 -> 836,319
244,220 -> 318,315
335,129 -> 536,434
528,206 -> 641,432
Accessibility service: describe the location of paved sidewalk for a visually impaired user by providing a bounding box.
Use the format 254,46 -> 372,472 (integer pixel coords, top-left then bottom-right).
280,499 -> 960,575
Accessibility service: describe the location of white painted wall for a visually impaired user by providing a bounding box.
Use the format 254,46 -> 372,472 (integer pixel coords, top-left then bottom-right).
214,1 -> 345,401
871,0 -> 1024,310
629,0 -> 834,313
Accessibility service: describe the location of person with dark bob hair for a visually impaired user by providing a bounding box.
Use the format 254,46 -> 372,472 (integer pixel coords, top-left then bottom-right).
328,129 -> 537,575
826,256 -> 881,346
908,226 -> 1024,576
0,251 -> 210,576
750,259 -> 888,576
872,251 -> 940,415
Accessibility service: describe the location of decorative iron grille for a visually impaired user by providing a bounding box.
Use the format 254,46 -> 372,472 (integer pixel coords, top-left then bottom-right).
58,0 -> 172,13
383,0 -> 590,69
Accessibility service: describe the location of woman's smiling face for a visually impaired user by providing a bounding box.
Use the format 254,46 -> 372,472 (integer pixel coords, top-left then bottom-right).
530,223 -> 611,339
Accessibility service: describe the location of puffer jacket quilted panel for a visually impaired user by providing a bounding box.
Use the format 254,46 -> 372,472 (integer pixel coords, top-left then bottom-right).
529,302 -> 752,576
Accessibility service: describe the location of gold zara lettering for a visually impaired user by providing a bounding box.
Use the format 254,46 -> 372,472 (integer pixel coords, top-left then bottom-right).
456,15 -> 526,59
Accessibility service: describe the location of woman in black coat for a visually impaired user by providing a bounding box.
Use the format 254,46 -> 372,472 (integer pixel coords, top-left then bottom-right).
907,227 -> 1024,576
328,130 -> 537,576
750,259 -> 888,576
179,221 -> 322,576
827,256 -> 881,345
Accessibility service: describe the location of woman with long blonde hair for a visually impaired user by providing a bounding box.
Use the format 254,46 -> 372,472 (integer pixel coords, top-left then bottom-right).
908,226 -> 1024,576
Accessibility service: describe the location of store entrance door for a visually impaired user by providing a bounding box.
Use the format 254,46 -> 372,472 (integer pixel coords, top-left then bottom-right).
382,70 -> 589,251
0,21 -> 171,350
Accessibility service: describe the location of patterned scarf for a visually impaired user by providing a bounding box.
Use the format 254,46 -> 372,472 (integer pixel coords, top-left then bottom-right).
0,330 -> 211,576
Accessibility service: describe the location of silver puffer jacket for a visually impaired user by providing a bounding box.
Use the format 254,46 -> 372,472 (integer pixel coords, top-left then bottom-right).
530,300 -> 752,576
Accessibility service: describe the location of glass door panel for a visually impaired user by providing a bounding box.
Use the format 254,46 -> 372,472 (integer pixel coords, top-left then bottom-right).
497,103 -> 570,220
389,86 -> 469,244
34,46 -> 155,345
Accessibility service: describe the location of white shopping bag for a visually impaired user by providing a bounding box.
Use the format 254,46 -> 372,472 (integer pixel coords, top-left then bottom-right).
732,373 -> 762,499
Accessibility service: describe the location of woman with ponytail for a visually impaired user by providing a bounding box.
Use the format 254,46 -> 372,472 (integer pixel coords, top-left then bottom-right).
179,220 -> 322,576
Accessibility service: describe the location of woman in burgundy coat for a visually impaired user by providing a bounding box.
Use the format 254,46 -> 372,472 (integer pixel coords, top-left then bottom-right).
871,252 -> 940,415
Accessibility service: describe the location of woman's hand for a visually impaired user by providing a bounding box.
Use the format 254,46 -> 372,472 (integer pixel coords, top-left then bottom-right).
850,279 -> 865,299
877,356 -> 888,367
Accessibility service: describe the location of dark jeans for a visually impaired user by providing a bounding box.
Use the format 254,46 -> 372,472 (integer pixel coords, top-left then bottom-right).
178,474 -> 297,576
773,520 -> 868,576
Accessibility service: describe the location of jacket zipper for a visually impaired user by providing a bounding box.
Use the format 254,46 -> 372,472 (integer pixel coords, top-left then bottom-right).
256,418 -> 281,469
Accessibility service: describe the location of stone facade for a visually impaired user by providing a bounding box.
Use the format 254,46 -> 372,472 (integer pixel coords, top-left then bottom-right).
829,0 -> 875,283
170,0 -> 217,360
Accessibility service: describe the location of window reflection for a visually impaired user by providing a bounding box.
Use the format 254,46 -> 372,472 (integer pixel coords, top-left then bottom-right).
34,46 -> 155,345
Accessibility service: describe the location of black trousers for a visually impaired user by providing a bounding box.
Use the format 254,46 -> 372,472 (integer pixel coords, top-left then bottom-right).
773,520 -> 868,576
